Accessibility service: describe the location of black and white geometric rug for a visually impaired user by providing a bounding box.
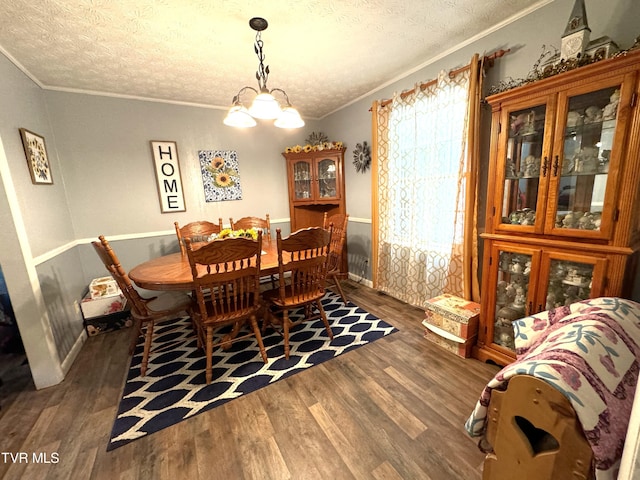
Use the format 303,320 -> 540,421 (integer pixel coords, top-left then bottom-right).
107,291 -> 397,450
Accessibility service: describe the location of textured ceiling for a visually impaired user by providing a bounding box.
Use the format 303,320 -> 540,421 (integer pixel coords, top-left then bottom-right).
0,0 -> 546,119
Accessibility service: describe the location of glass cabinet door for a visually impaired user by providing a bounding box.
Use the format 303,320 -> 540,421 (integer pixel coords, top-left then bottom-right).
538,252 -> 607,311
492,249 -> 535,351
548,84 -> 622,237
543,259 -> 593,310
499,103 -> 548,231
293,160 -> 312,200
317,158 -> 338,199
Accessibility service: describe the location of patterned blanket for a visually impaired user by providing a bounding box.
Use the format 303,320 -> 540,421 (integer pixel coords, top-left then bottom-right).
465,297 -> 640,480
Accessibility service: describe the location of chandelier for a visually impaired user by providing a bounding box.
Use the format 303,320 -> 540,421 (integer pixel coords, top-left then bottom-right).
223,17 -> 304,129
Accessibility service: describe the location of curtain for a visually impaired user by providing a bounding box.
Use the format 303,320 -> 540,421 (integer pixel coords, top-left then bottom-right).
372,54 -> 483,306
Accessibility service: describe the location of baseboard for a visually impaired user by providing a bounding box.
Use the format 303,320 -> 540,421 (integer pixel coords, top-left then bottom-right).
348,272 -> 373,288
60,329 -> 87,375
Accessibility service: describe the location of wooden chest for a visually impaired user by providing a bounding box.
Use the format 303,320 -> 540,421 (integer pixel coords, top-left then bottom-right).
422,294 -> 480,358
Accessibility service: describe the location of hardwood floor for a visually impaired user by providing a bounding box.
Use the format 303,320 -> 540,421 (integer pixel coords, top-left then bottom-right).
0,281 -> 500,480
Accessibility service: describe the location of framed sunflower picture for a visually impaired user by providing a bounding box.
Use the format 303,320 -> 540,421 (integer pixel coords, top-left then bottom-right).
198,150 -> 242,202
19,128 -> 53,184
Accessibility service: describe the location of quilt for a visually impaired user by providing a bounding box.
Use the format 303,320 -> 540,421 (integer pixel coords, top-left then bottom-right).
465,297 -> 640,479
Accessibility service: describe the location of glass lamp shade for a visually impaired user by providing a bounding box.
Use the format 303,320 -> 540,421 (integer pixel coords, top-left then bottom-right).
223,105 -> 257,128
248,93 -> 282,119
274,106 -> 305,129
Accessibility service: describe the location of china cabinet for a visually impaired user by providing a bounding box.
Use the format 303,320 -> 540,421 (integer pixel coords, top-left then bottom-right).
474,50 -> 640,365
283,148 -> 346,231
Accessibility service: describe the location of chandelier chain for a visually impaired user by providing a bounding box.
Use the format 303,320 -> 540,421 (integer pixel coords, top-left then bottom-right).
254,32 -> 269,92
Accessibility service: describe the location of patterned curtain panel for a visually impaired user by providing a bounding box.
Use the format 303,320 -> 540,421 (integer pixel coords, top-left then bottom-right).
373,67 -> 473,307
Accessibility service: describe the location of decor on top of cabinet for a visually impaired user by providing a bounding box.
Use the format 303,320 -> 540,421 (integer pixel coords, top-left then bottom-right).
305,131 -> 329,146
284,140 -> 343,154
198,150 -> 242,202
488,1 -> 627,95
352,141 -> 371,173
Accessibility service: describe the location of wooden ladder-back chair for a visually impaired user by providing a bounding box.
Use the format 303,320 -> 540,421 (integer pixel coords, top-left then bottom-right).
93,236 -> 192,376
262,226 -> 334,359
185,232 -> 267,384
229,214 -> 271,239
323,212 -> 349,303
230,214 -> 276,288
175,219 -> 224,255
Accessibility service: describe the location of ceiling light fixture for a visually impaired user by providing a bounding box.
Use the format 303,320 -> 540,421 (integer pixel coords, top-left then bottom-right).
223,17 -> 305,129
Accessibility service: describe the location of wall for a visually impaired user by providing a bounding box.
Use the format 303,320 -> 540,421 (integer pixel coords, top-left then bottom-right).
0,52 -> 78,389
45,92 -> 315,238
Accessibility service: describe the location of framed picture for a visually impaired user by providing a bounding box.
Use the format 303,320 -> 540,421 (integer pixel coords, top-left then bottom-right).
198,150 -> 242,202
150,140 -> 186,213
19,128 -> 53,184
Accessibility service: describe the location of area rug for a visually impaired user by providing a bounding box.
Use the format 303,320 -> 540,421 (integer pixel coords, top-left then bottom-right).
107,291 -> 397,450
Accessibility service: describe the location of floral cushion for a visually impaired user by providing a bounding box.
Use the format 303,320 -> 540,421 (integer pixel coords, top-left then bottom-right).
465,297 -> 640,480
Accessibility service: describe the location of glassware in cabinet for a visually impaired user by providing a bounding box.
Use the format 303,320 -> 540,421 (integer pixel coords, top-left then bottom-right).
493,250 -> 534,351
536,250 -> 607,312
317,158 -> 338,198
550,85 -> 621,235
499,104 -> 548,230
543,259 -> 594,310
293,160 -> 312,200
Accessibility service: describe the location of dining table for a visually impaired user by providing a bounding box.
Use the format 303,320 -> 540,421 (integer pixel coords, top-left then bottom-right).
129,237 -> 280,291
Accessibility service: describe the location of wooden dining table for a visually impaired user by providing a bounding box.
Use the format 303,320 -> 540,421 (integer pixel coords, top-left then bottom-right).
129,237 -> 280,291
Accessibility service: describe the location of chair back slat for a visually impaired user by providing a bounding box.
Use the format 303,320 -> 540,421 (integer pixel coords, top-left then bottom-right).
185,233 -> 262,324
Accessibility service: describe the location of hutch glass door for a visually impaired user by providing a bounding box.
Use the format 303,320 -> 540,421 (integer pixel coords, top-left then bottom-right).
293,160 -> 312,200
494,250 -> 534,351
550,85 -> 620,235
317,158 -> 338,199
501,104 -> 548,229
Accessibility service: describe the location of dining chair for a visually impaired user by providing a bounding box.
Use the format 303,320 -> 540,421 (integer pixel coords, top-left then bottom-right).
185,232 -> 268,384
261,226 -> 334,359
93,236 -> 192,376
229,214 -> 271,239
323,212 -> 349,303
175,219 -> 224,255
230,214 -> 276,288
92,238 -> 140,354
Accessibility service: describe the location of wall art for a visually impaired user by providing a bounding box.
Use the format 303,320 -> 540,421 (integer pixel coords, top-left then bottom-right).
198,150 -> 242,202
150,140 -> 186,213
19,128 -> 53,184
352,141 -> 371,173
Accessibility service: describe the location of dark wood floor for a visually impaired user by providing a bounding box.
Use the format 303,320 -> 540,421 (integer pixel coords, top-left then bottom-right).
0,280 -> 500,480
